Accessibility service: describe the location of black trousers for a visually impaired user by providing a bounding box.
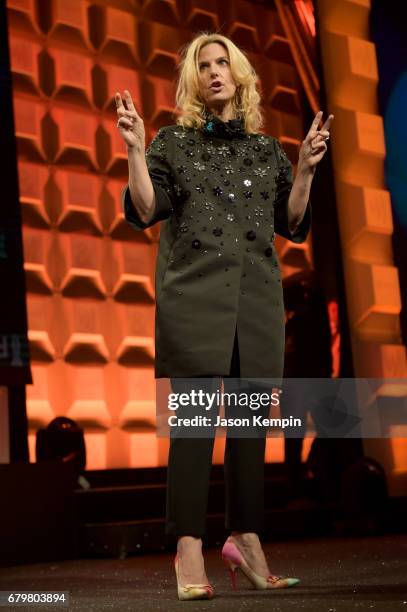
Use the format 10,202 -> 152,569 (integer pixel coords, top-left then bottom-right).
165,330 -> 267,537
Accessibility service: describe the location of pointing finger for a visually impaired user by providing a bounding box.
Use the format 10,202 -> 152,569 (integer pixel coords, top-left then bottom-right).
307,111 -> 323,137
124,89 -> 140,118
115,92 -> 125,110
321,114 -> 334,132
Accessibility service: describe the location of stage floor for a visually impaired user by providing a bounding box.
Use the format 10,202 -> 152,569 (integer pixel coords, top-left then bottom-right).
0,534 -> 406,611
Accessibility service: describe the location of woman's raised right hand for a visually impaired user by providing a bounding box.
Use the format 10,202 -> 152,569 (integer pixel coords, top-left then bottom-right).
115,90 -> 145,152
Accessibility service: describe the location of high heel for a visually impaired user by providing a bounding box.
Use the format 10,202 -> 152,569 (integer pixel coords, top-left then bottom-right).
174,554 -> 214,601
222,556 -> 238,590
221,538 -> 300,590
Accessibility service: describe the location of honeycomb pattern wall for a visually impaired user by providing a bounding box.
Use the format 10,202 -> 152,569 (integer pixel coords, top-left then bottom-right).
316,0 -> 407,494
8,0 -> 312,468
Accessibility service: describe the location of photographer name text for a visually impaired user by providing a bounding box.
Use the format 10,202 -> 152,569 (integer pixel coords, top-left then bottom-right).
168,415 -> 302,428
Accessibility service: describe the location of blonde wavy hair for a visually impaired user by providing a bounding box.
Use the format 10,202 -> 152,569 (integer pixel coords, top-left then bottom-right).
175,33 -> 263,134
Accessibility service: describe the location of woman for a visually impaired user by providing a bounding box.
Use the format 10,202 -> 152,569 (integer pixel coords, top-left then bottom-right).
116,32 -> 333,600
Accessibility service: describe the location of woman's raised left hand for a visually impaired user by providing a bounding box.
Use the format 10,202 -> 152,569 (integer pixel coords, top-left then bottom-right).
298,111 -> 334,174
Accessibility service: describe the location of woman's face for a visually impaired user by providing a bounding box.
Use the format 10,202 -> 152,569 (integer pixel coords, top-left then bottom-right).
197,42 -> 237,112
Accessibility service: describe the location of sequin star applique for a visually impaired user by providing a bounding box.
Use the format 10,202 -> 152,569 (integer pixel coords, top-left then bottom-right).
174,130 -> 187,139
254,167 -> 267,177
193,161 -> 206,171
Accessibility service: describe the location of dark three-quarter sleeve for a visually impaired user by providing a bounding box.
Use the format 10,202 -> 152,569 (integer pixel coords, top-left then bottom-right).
273,137 -> 312,244
121,127 -> 175,231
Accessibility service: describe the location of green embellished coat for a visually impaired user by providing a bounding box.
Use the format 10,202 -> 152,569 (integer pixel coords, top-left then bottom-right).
122,115 -> 311,378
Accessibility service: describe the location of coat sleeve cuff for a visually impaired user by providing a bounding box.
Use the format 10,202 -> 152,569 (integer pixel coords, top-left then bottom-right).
275,197 -> 312,243
286,199 -> 312,244
121,183 -> 173,231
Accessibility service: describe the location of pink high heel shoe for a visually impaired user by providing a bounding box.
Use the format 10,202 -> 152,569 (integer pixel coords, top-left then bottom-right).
174,554 -> 214,601
221,538 -> 300,590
